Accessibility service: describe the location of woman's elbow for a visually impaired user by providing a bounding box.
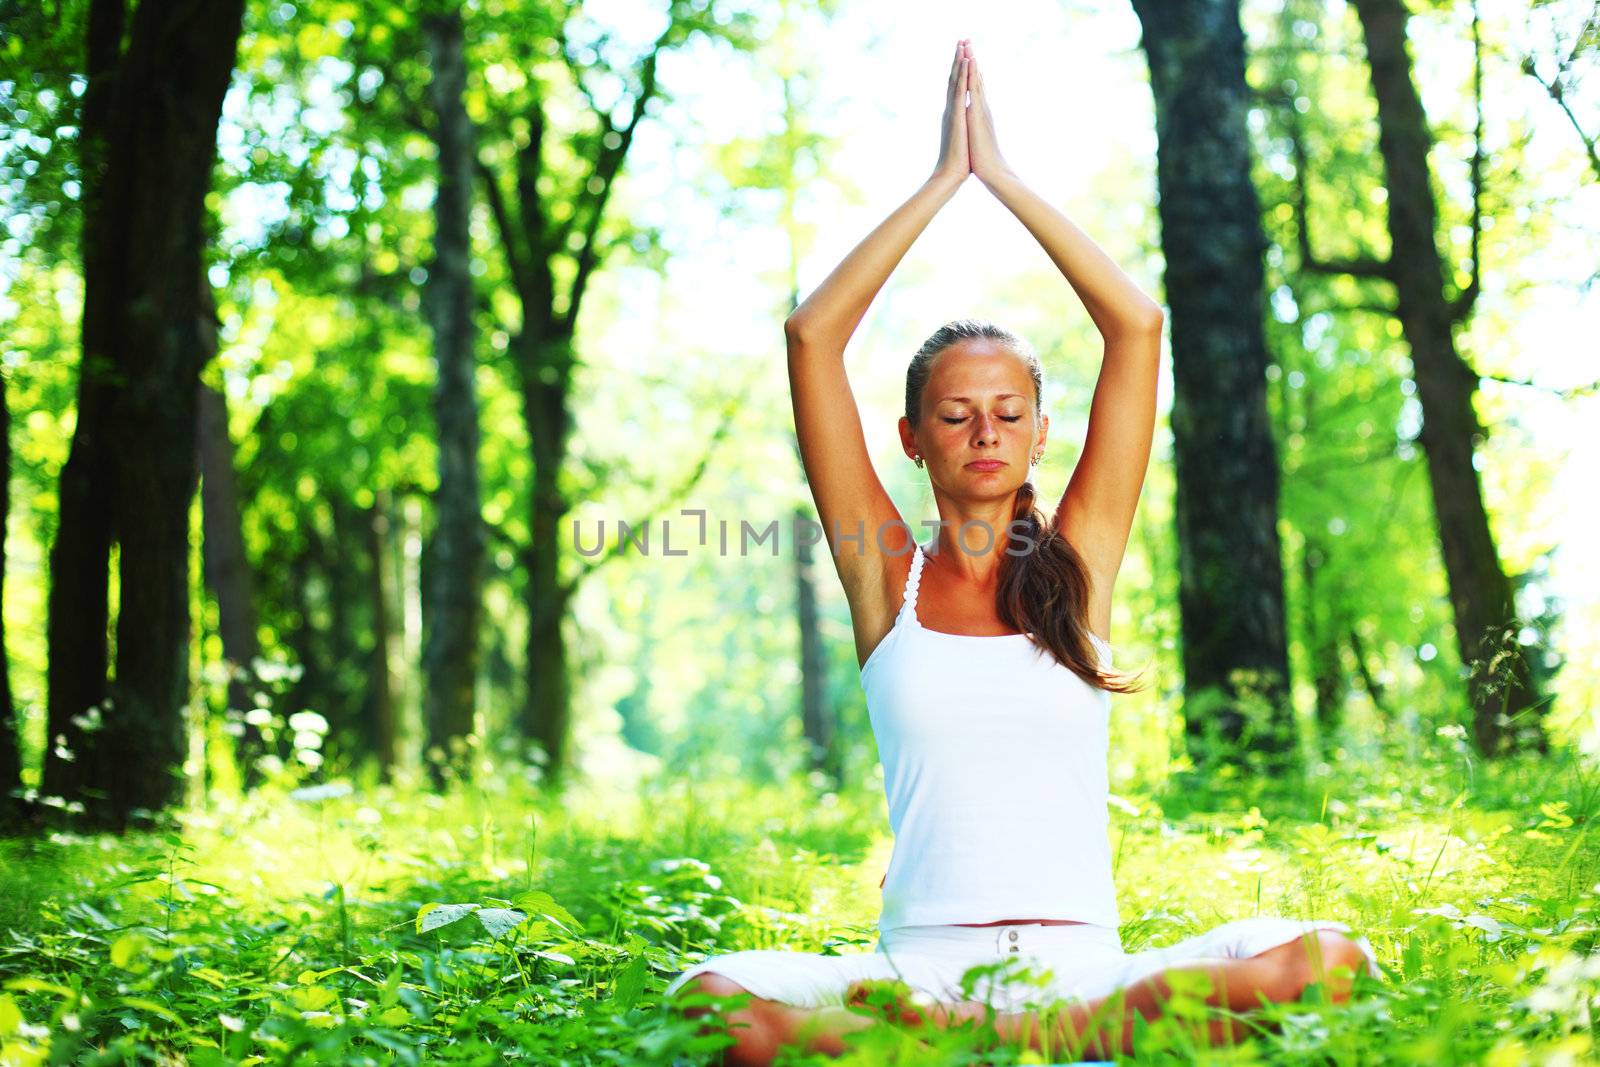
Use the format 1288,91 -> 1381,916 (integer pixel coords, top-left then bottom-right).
783,313 -> 813,345
1135,304 -> 1165,332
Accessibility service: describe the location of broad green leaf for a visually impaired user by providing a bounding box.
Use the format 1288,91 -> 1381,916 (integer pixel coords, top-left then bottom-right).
511,891 -> 579,931
110,933 -> 147,970
0,995 -> 21,1036
0,1039 -> 46,1067
474,908 -> 529,939
289,986 -> 337,1012
611,953 -> 648,1012
415,902 -> 479,935
296,967 -> 345,984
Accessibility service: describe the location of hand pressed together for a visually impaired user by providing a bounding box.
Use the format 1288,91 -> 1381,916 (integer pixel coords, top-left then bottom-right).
931,38 -> 1012,187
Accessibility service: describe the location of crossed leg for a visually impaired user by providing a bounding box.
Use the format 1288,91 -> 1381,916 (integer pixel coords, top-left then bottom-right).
673,926 -> 1374,1066
992,926 -> 1375,1059
674,972 -> 883,1066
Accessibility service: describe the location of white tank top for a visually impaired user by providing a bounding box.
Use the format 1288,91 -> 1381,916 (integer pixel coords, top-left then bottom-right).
860,541 -> 1121,933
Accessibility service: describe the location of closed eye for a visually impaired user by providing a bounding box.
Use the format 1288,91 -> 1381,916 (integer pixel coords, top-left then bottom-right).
942,416 -> 1024,424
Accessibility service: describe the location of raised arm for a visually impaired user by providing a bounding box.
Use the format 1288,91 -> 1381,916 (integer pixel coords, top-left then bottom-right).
964,44 -> 1164,612
786,41 -> 970,635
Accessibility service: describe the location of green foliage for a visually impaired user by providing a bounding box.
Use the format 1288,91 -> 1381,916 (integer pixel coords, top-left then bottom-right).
0,742 -> 1595,1063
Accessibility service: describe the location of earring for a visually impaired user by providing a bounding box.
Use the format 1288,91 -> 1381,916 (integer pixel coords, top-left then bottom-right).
912,454 -> 924,468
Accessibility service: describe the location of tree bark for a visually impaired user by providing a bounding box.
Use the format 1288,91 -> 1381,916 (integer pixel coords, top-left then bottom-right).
1300,539 -> 1348,749
42,0 -> 247,829
520,342 -> 575,777
364,489 -> 399,778
794,498 -> 833,778
285,527 -> 324,749
196,381 -> 268,787
1130,0 -> 1295,769
1348,0 -> 1542,756
421,10 -> 485,782
476,24 -> 673,785
1347,623 -> 1391,720
1,373 -> 20,827
325,496 -> 366,749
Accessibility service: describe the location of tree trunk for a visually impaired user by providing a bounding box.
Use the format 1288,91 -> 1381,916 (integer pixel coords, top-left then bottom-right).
421,10 -> 485,782
1349,0 -> 1542,757
794,498 -> 833,778
0,374 -> 19,827
476,25 -> 677,786
196,382 -> 267,787
325,496 -> 366,748
364,489 -> 399,778
614,594 -> 660,754
1130,0 -> 1295,770
1300,539 -> 1348,749
42,0 -> 247,829
285,530 -> 324,746
1347,623 -> 1390,720
519,347 -> 575,778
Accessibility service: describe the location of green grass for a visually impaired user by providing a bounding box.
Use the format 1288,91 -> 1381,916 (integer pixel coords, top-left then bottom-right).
0,742 -> 1596,1065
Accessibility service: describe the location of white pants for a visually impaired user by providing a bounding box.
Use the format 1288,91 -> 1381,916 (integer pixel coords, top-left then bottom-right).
665,917 -> 1379,1014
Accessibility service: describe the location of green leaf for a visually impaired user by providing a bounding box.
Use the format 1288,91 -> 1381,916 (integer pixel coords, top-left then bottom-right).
296,967 -> 345,984
415,902 -> 479,935
110,933 -> 148,970
611,953 -> 649,1012
190,967 -> 231,988
119,997 -> 183,1023
2,978 -> 74,999
289,986 -> 337,1012
511,890 -> 579,932
0,995 -> 21,1037
474,908 -> 528,939
374,1005 -> 411,1027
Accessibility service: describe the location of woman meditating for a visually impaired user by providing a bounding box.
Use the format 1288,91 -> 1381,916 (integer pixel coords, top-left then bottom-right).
665,38 -> 1379,1064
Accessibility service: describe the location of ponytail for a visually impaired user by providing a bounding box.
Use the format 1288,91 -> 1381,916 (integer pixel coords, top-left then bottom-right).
997,479 -> 1143,694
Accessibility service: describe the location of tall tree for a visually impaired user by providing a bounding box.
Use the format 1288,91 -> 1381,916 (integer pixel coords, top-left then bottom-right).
421,7 -> 486,780
704,0 -> 846,779
41,0 -> 247,828
364,489 -> 400,777
1130,0 -> 1295,768
196,355 -> 270,785
1,370 -> 18,827
777,3 -> 845,782
473,4 -> 756,781
1332,0 -> 1543,755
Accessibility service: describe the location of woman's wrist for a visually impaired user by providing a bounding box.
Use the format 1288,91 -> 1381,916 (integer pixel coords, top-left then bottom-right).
978,163 -> 1021,194
926,167 -> 967,198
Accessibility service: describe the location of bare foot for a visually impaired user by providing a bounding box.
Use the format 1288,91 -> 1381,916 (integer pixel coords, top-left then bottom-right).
844,979 -> 994,1031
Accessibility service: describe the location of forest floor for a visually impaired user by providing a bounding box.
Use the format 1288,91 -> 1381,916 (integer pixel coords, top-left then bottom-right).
0,741 -> 1596,1065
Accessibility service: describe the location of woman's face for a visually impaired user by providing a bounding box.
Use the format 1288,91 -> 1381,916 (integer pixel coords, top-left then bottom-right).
905,338 -> 1046,497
